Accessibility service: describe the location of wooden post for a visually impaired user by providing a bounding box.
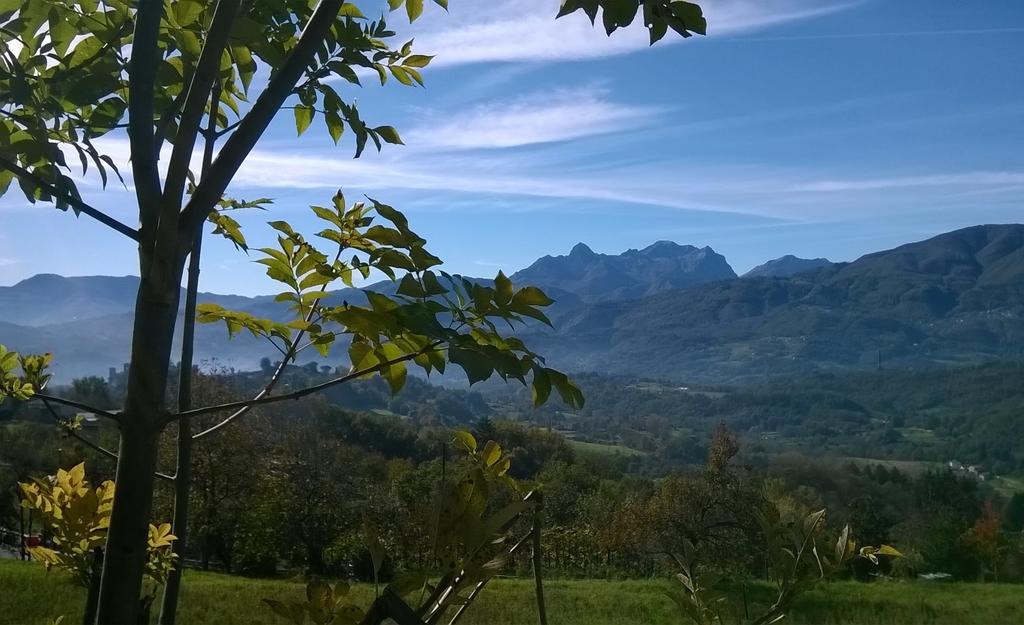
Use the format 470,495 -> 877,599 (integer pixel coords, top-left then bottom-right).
531,492 -> 548,625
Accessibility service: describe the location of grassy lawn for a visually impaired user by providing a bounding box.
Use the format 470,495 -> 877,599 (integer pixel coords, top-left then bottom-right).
1,559 -> 1023,624
568,439 -> 647,458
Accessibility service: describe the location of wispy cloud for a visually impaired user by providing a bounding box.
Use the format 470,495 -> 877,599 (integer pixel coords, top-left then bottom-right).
406,0 -> 856,66
791,172 -> 1024,192
737,26 -> 1024,43
406,86 -> 661,149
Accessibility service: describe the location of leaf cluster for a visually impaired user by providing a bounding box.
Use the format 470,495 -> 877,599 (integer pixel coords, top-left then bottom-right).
196,193 -> 584,409
264,431 -> 537,625
19,462 -> 178,588
557,0 -> 706,44
0,345 -> 51,403
666,508 -> 903,625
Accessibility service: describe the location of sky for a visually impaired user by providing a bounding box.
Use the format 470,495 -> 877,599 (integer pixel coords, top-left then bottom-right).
1,0 -> 1023,295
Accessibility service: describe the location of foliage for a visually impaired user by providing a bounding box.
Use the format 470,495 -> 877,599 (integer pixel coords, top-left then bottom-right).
18,462 -> 177,587
263,580 -> 365,625
0,0 -> 707,619
263,430 -> 537,625
556,0 -> 706,43
195,192 -> 583,408
666,508 -> 902,625
0,345 -> 51,404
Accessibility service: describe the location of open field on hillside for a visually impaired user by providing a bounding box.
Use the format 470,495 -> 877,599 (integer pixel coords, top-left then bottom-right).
567,439 -> 648,458
2,560 -> 1023,625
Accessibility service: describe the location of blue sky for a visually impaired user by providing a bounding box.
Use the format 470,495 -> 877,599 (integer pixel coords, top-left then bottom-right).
1,0 -> 1022,295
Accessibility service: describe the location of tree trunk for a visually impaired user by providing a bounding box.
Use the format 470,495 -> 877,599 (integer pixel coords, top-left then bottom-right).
159,229 -> 202,625
531,493 -> 548,625
96,267 -> 183,625
83,549 -> 103,625
18,506 -> 25,560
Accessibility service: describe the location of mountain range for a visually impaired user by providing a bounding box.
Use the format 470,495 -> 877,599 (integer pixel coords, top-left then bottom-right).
2,224 -> 1023,382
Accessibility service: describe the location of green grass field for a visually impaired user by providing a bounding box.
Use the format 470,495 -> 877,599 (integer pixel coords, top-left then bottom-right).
568,439 -> 647,458
1,559 -> 1022,625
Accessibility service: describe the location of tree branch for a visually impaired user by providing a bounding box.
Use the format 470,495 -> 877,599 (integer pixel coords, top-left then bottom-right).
189,245 -> 343,439
128,0 -> 165,251
178,341 -> 443,423
0,155 -> 140,241
161,0 -> 241,215
177,0 -> 345,244
153,91 -> 187,156
39,398 -> 173,483
32,393 -> 121,421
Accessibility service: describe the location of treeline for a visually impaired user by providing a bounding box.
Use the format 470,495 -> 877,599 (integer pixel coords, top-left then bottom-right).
4,368 -> 1024,584
481,363 -> 1024,474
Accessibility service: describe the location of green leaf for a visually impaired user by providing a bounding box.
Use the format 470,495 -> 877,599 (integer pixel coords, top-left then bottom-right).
324,111 -> 344,144
548,369 -> 584,409
388,65 -> 414,86
306,580 -> 333,609
294,105 -> 314,136
449,346 -> 494,384
669,1 -> 707,36
339,3 -> 365,18
453,430 -> 477,453
403,54 -> 433,68
374,126 -> 403,145
513,286 -> 554,307
383,360 -> 407,394
494,271 -> 513,306
397,274 -> 426,298
531,367 -> 551,406
406,0 -> 423,22
173,0 -> 205,26
480,440 -> 501,467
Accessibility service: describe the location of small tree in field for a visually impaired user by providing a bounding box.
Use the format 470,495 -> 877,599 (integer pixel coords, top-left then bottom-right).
19,463 -> 177,625
0,1 -> 707,623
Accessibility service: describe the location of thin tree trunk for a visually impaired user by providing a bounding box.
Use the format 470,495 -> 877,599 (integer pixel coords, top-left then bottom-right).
159,79 -> 219,625
158,229 -> 202,625
83,548 -> 103,625
531,493 -> 548,625
96,267 -> 183,625
18,506 -> 25,560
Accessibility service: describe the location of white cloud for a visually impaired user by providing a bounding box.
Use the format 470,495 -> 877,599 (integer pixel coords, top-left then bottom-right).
0,257 -> 18,267
406,86 -> 661,149
405,0 -> 856,66
791,172 -> 1024,192
221,136 -> 1024,224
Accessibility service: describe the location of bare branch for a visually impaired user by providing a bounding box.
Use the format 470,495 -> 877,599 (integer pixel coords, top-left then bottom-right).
177,0 -> 345,244
32,393 -> 121,421
181,341 -> 443,425
190,244 -> 344,439
0,155 -> 140,241
39,398 -> 173,483
127,0 -> 164,248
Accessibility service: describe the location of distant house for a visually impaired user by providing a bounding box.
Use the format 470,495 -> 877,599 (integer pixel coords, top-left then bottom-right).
76,412 -> 101,429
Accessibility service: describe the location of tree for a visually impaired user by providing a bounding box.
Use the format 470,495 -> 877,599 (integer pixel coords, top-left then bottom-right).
19,463 -> 177,625
0,1 -> 706,623
1003,492 -> 1024,533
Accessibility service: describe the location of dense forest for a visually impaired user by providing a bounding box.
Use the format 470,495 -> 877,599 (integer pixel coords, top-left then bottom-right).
5,363 -> 1023,586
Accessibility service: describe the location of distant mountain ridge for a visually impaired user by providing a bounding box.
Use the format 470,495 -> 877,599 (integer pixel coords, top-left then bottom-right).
527,224 -> 1024,381
3,224 -> 1024,382
743,255 -> 834,278
512,240 -> 736,302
